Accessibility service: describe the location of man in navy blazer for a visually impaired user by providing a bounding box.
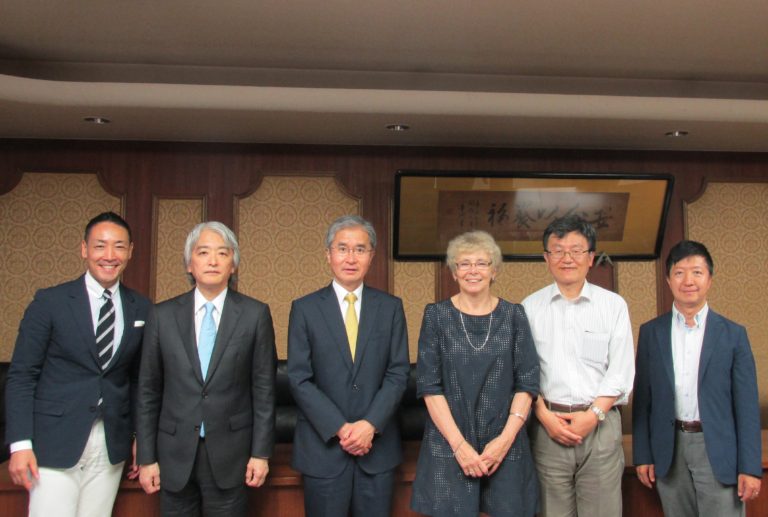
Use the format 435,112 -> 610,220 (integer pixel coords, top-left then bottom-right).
287,215 -> 410,517
633,240 -> 762,516
5,212 -> 150,517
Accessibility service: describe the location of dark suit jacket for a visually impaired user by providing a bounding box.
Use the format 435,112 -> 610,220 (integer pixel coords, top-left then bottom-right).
5,275 -> 150,468
136,289 -> 276,492
632,309 -> 762,485
287,283 -> 409,478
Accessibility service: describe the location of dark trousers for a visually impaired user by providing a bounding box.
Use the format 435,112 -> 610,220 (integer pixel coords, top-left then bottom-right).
160,439 -> 248,517
302,461 -> 395,517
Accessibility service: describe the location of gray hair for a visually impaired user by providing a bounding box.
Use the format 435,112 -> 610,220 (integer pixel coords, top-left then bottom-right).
184,221 -> 240,286
324,215 -> 377,249
446,230 -> 502,275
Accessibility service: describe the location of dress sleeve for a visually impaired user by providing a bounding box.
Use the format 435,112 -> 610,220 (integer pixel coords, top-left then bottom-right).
512,304 -> 540,397
416,303 -> 443,398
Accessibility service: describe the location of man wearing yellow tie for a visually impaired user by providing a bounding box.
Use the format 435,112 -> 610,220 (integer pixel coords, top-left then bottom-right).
287,215 -> 410,517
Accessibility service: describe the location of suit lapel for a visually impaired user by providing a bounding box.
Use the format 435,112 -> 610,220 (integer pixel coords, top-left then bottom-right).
105,285 -> 136,369
655,312 -> 676,390
69,276 -> 100,366
204,290 -> 241,384
318,284 -> 354,372
352,286 -> 380,377
174,290 -> 204,384
698,310 -> 722,387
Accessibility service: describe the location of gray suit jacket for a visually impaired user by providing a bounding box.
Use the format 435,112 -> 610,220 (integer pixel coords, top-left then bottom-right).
287,283 -> 410,478
5,275 -> 150,468
136,289 -> 276,491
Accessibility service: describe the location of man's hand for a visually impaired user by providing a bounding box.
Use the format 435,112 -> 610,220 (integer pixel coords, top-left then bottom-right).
139,463 -> 161,494
737,473 -> 761,502
536,406 -> 583,446
245,457 -> 269,487
8,449 -> 39,491
338,420 -> 375,456
559,410 -> 599,438
126,438 -> 139,480
636,464 -> 656,489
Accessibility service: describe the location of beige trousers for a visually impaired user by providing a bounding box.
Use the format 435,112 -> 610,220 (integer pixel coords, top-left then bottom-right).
531,408 -> 624,517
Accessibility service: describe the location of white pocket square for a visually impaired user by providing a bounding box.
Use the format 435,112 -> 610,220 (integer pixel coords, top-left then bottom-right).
134,320 -> 145,327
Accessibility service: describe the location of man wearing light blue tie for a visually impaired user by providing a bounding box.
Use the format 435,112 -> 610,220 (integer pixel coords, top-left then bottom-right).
136,221 -> 277,517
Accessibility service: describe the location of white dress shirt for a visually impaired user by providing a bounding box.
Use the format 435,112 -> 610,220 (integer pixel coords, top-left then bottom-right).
331,280 -> 362,323
522,281 -> 635,406
671,302 -> 708,421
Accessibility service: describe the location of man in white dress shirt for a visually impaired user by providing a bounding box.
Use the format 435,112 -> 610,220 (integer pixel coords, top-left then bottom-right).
522,215 -> 634,517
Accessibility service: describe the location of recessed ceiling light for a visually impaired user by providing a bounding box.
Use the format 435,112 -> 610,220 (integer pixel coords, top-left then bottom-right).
84,116 -> 111,124
665,130 -> 688,137
386,124 -> 410,132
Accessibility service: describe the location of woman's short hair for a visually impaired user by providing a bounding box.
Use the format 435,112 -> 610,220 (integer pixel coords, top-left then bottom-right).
446,230 -> 502,275
325,215 -> 377,249
183,221 -> 240,286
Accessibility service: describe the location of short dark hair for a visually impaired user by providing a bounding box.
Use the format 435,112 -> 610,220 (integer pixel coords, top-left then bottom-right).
84,212 -> 132,242
542,215 -> 597,251
665,240 -> 714,277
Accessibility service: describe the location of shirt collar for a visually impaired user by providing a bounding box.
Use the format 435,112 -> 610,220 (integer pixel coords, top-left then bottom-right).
194,287 -> 228,315
548,280 -> 591,303
85,270 -> 119,298
672,302 -> 708,329
332,280 -> 363,304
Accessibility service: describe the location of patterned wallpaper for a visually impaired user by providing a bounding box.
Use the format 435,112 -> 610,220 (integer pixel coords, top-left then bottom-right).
687,183 -> 768,409
237,176 -> 359,359
0,173 -> 120,360
393,261 -> 437,361
152,198 -> 204,303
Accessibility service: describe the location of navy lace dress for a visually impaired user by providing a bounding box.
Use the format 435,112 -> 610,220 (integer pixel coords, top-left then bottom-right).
411,299 -> 540,517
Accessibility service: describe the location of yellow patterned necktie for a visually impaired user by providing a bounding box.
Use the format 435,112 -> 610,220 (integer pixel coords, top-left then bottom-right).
344,292 -> 358,360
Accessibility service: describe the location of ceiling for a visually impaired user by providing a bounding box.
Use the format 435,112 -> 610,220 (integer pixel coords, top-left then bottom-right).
2,1 -> 768,151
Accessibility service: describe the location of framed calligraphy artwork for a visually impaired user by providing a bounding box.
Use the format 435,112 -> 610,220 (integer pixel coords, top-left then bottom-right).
394,171 -> 674,260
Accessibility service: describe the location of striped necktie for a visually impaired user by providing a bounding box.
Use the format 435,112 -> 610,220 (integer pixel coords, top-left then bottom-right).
96,289 -> 115,370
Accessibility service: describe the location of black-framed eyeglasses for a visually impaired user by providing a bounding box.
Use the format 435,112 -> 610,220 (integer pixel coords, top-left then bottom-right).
545,249 -> 593,261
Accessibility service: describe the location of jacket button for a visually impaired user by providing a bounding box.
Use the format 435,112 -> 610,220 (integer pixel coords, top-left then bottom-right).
202,392 -> 208,399
352,384 -> 359,391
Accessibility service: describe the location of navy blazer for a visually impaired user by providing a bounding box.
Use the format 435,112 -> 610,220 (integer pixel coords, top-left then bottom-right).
287,283 -> 410,478
136,289 -> 276,492
5,275 -> 150,468
632,309 -> 762,484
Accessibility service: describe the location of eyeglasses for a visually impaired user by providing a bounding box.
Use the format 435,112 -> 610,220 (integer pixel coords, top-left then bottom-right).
455,260 -> 492,272
545,249 -> 592,261
330,245 -> 373,257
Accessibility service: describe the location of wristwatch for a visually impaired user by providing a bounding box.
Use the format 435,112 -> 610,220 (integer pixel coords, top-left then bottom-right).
590,405 -> 606,422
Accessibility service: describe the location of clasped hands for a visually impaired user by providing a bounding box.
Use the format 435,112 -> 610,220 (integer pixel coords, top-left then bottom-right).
540,407 -> 597,446
454,434 -> 514,478
337,420 -> 375,456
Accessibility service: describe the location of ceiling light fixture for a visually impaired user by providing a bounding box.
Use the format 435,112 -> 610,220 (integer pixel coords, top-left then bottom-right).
386,124 -> 410,132
84,116 -> 111,124
665,130 -> 688,137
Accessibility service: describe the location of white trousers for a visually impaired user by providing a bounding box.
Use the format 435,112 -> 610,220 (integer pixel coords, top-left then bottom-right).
29,419 -> 124,517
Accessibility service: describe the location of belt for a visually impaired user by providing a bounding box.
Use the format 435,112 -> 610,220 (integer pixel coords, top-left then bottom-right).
675,420 -> 702,433
544,399 -> 591,413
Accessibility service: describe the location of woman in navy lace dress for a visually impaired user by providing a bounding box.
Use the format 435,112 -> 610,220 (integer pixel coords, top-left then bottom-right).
411,231 -> 540,517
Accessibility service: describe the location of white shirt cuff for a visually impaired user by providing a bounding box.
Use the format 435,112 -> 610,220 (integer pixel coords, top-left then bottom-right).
10,440 -> 33,453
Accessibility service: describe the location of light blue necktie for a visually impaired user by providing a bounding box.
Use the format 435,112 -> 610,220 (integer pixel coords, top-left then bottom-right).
198,302 -> 217,437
